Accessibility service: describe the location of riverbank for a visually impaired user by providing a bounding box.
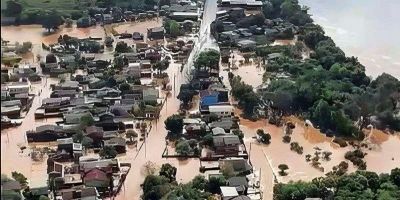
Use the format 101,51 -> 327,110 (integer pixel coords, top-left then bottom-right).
299,0 -> 400,79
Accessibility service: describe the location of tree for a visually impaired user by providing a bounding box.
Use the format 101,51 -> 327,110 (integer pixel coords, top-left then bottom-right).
11,171 -> 27,188
206,176 -> 226,194
159,163 -> 177,182
72,131 -> 84,143
143,161 -> 158,176
322,151 -> 332,161
80,114 -> 94,128
119,83 -> 131,92
126,130 -> 138,142
5,0 -> 23,16
142,174 -> 171,200
236,14 -> 265,28
305,154 -> 312,162
153,60 -> 170,73
165,20 -> 182,37
81,136 -> 93,148
164,114 -> 184,135
1,190 -> 21,200
177,89 -> 197,107
115,41 -> 132,53
166,183 -> 211,200
278,164 -> 289,176
41,10 -> 63,32
191,175 -> 207,190
304,30 -> 326,49
105,36 -> 114,47
15,42 -> 33,54
202,134 -> 214,147
114,55 -> 126,68
282,135 -> 291,143
257,129 -> 271,144
175,140 -> 191,155
390,168 -> 400,187
1,73 -> 9,84
194,50 -> 220,73
39,195 -> 50,200
99,146 -> 118,159
65,18 -> 73,28
262,1 -> 274,19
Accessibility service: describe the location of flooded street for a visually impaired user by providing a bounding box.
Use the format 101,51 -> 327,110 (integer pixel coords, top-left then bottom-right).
115,60 -> 201,199
300,0 -> 400,78
1,76 -> 60,187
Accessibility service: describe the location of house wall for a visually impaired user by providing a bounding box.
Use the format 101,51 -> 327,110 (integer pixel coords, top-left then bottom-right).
216,145 -> 239,156
8,87 -> 29,95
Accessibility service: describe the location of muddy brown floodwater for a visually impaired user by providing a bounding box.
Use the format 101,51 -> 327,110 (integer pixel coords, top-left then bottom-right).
1,76 -> 61,187
220,51 -> 400,199
115,60 -> 201,200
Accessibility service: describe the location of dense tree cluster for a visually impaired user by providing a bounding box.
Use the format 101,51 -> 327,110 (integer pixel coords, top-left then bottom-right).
164,20 -> 183,37
194,49 -> 220,74
229,74 -> 260,117
274,168 -> 400,200
164,114 -> 184,135
263,0 -> 313,26
142,166 -> 212,200
259,0 -> 400,137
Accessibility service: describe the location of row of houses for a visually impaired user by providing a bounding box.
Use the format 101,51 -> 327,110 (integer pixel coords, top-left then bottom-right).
46,154 -> 131,199
213,5 -> 297,51
178,83 -> 261,199
1,81 -> 34,120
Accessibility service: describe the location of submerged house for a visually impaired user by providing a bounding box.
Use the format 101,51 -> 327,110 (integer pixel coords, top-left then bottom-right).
26,124 -> 73,142
85,126 -> 104,146
213,133 -> 241,156
147,27 -> 165,40
6,82 -> 30,96
219,157 -> 252,175
1,100 -> 22,118
209,105 -> 234,118
169,12 -> 199,21
103,137 -> 126,154
220,0 -> 263,9
237,39 -> 256,51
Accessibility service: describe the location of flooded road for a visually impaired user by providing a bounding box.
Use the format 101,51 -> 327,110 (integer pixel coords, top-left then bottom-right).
300,0 -> 400,78
115,60 -> 201,199
1,76 -> 60,187
117,1 -> 220,198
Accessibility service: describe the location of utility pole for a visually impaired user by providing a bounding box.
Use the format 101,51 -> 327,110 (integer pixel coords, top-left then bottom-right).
173,74 -> 176,97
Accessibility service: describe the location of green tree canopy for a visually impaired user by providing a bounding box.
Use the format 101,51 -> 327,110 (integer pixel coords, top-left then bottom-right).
164,114 -> 184,134
41,10 -> 63,32
99,146 -> 118,159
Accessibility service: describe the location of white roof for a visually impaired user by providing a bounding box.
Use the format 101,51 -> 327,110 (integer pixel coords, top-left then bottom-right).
183,118 -> 202,124
128,62 -> 141,67
7,82 -> 30,89
209,105 -> 234,112
220,186 -> 239,197
172,12 -> 199,16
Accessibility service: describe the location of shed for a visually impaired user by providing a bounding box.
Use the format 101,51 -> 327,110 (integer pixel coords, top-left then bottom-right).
209,105 -> 234,117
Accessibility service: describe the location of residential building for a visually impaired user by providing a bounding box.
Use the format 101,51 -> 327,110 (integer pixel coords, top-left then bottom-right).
147,27 -> 165,40
213,133 -> 240,156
